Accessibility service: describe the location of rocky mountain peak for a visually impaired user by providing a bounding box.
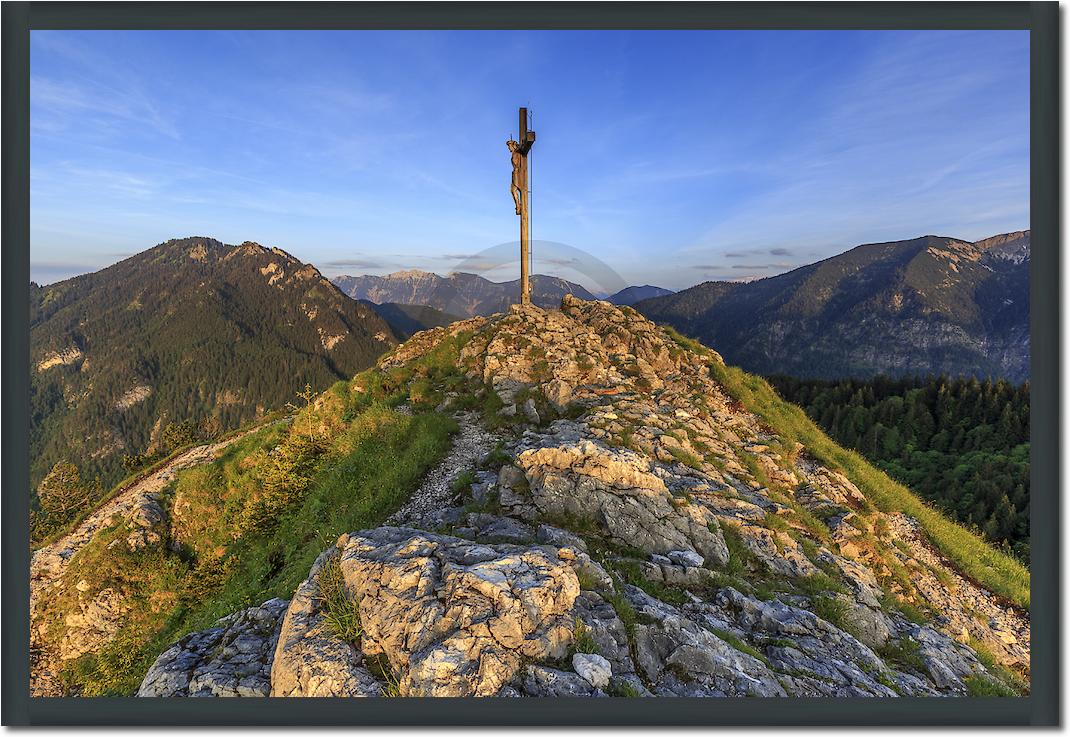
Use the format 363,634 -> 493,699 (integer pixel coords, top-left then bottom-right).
977,230 -> 1030,265
386,268 -> 436,280
126,297 -> 1030,699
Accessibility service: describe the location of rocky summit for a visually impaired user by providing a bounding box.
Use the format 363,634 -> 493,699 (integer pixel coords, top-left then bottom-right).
37,296 -> 1028,698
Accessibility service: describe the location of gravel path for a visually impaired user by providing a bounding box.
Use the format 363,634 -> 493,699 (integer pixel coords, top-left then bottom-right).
387,411 -> 500,528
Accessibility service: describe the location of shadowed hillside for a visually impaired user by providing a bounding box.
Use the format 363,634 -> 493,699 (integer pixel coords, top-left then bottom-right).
635,232 -> 1029,381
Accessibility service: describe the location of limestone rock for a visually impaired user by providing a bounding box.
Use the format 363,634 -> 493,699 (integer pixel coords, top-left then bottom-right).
521,665 -> 603,697
517,437 -> 729,566
573,653 -> 612,689
625,587 -> 786,697
667,550 -> 704,568
536,523 -> 589,553
339,528 -> 579,697
271,549 -> 383,697
139,598 -> 288,697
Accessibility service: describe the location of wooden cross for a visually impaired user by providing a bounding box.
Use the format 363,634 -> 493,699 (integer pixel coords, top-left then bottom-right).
516,107 -> 535,305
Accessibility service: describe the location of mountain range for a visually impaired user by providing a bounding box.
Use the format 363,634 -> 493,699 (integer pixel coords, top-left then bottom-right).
332,269 -> 604,317
634,232 -> 1030,382
605,284 -> 675,305
30,237 -> 396,493
362,301 -> 463,340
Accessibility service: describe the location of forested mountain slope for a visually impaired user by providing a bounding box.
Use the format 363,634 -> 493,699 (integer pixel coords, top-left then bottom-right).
770,375 -> 1029,561
30,237 -> 397,501
635,232 -> 1030,381
362,301 -> 461,340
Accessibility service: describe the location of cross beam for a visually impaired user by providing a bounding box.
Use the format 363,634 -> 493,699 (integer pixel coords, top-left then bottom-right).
517,107 -> 535,305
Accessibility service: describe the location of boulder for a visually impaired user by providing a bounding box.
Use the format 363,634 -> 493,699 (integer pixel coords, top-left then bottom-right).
624,587 -> 786,697
667,550 -> 704,568
338,528 -> 579,697
139,598 -> 289,697
270,549 -> 383,697
573,653 -> 612,689
521,665 -> 603,697
517,438 -> 729,565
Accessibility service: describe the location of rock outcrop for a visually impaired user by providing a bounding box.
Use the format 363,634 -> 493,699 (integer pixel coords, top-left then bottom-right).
139,598 -> 289,697
337,528 -> 578,697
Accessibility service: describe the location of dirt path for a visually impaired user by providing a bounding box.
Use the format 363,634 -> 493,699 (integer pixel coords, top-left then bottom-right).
387,411 -> 501,528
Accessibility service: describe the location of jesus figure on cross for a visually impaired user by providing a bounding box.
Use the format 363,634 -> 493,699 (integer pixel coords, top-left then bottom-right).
507,139 -> 523,215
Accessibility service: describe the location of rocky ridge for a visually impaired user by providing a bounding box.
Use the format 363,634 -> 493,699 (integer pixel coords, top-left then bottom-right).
134,296 -> 1029,698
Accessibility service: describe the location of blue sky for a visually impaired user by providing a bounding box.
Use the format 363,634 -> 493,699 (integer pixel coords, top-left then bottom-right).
31,30 -> 1029,290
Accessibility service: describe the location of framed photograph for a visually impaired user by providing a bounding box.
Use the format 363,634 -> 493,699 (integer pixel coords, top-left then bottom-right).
2,1 -> 1058,727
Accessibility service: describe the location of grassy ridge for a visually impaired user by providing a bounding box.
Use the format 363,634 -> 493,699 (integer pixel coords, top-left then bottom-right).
58,400 -> 456,695
664,327 -> 1030,610
57,330 -> 476,695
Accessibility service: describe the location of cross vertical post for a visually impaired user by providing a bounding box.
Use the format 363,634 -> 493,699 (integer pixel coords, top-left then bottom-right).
517,107 -> 535,305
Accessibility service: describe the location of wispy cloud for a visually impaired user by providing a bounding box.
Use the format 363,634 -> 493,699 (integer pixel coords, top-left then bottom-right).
32,74 -> 180,140
322,257 -> 386,270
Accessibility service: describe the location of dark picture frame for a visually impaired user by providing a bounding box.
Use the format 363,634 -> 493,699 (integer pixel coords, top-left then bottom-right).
2,1 -> 1059,726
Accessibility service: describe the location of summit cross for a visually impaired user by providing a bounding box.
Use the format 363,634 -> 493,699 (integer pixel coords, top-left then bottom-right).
507,107 -> 536,305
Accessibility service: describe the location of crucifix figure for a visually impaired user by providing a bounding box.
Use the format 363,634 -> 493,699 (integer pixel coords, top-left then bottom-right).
508,107 -> 536,305
507,140 -> 524,215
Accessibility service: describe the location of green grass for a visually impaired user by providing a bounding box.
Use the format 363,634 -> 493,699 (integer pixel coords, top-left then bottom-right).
613,559 -> 689,605
667,445 -> 704,470
712,628 -> 771,666
451,469 -> 477,496
810,595 -> 852,631
55,403 -> 457,696
606,679 -> 642,698
660,326 -> 1029,610
794,571 -> 848,597
965,674 -> 1019,697
366,653 -> 403,697
718,521 -> 757,577
317,556 -> 362,645
968,638 -> 1030,695
569,619 -> 599,656
877,638 -> 927,672
603,590 -> 638,641
481,442 -> 513,469
881,596 -> 932,626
